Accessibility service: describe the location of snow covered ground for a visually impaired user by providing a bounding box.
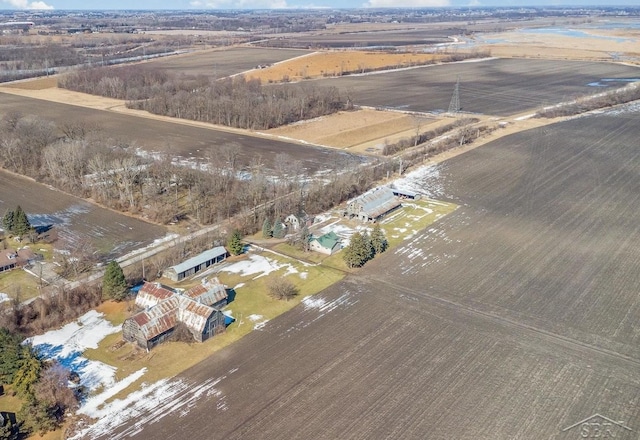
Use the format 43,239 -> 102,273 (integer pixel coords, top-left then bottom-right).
217,253 -> 298,279
27,310 -> 122,392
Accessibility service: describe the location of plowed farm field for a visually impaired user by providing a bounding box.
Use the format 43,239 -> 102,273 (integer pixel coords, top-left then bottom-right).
93,106 -> 640,439
144,47 -> 311,79
0,92 -> 364,173
311,58 -> 640,116
0,170 -> 166,258
256,27 -> 455,48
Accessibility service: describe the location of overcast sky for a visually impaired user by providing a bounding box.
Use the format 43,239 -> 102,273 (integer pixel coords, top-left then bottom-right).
1,0 -> 637,11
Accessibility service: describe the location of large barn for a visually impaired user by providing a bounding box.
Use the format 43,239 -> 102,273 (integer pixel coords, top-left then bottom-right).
164,246 -> 228,282
123,278 -> 228,350
345,187 -> 401,222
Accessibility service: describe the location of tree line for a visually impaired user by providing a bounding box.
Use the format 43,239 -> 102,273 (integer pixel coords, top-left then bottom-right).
0,111 -> 393,242
59,65 -> 350,130
535,84 -> 640,118
382,117 -> 479,156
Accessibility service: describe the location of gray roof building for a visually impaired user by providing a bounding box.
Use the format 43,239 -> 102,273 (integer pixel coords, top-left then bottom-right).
346,187 -> 401,222
164,246 -> 228,282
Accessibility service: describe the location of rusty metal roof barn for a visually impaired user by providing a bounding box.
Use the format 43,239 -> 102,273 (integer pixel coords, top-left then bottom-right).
132,296 -> 181,341
124,279 -> 229,349
183,278 -> 227,308
176,297 -> 215,334
135,282 -> 177,309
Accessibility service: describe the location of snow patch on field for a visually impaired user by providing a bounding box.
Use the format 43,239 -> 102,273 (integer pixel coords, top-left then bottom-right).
27,310 -> 122,392
79,368 -> 147,417
70,375 -> 230,440
248,314 -> 269,330
283,293 -> 358,335
118,233 -> 179,261
0,292 -> 9,303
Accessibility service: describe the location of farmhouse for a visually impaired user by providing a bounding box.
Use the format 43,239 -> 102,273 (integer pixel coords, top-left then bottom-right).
345,187 -> 401,223
0,248 -> 40,273
164,246 -> 228,282
309,231 -> 342,255
284,213 -> 314,231
123,278 -> 228,350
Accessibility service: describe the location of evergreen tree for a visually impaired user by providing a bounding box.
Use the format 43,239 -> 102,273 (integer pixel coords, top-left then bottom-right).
227,230 -> 244,255
2,210 -> 14,234
272,218 -> 285,239
362,232 -> 374,261
0,417 -> 15,439
12,356 -> 42,399
262,218 -> 272,239
12,206 -> 31,237
0,329 -> 30,384
370,224 -> 388,255
298,225 -> 311,252
343,232 -> 372,268
102,261 -> 128,301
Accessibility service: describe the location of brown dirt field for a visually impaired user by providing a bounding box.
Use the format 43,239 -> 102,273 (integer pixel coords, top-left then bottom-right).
145,46 -> 311,79
263,109 -> 437,152
100,106 -> 640,440
0,83 -> 125,109
244,51 -> 447,83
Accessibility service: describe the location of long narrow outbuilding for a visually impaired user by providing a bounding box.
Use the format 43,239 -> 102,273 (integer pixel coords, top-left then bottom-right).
164,246 -> 228,282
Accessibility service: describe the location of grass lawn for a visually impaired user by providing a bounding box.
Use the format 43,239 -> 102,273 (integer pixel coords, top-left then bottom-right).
0,241 -> 55,302
0,269 -> 41,302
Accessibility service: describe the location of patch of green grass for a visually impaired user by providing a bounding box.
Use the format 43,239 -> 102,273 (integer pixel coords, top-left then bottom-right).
380,198 -> 457,247
0,269 -> 41,302
0,241 -> 55,302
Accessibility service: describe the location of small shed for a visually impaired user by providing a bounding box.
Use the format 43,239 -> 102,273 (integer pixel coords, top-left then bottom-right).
310,231 -> 342,255
390,187 -> 421,200
164,246 -> 228,282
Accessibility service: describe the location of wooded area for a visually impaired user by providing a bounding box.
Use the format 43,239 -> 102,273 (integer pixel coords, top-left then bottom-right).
59,66 -> 350,129
0,110 -> 392,236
